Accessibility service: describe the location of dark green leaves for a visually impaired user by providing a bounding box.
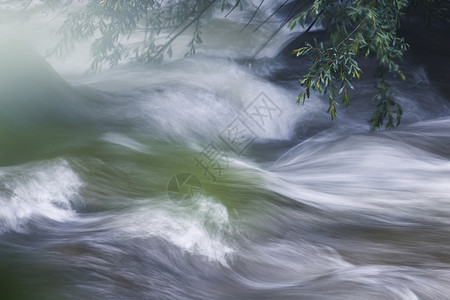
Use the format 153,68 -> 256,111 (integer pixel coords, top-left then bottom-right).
26,0 -> 243,69
369,79 -> 402,129
291,0 -> 410,129
294,38 -> 362,120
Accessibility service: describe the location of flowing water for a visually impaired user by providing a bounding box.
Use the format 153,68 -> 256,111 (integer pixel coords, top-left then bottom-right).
1,3 -> 450,299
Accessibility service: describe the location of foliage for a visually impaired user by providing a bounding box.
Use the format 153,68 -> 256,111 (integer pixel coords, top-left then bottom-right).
15,0 -> 241,69
3,0 -> 448,129
369,79 -> 402,129
290,0 -> 410,128
289,0 -> 448,129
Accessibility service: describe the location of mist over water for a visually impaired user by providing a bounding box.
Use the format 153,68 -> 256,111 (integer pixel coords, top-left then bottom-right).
1,2 -> 450,299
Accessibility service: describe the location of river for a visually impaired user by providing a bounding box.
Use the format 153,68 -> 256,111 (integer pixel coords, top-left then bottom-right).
1,2 -> 450,299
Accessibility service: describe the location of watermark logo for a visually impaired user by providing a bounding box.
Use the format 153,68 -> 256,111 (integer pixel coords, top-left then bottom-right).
167,173 -> 202,204
244,92 -> 283,131
219,117 -> 257,155
167,92 -> 283,200
194,142 -> 229,182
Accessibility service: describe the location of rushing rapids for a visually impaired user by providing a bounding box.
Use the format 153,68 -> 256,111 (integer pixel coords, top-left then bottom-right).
0,2 -> 450,299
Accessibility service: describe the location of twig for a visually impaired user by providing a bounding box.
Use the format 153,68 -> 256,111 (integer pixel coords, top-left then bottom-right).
167,0 -> 201,38
241,0 -> 264,32
151,0 -> 217,61
303,8 -> 323,35
225,0 -> 241,17
253,0 -> 289,32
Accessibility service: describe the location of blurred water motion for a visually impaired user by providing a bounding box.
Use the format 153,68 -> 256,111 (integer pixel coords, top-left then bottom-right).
1,2 -> 450,299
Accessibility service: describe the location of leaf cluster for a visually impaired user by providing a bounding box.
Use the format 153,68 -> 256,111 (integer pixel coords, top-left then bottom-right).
290,0 -> 411,129
20,0 -> 242,69
5,0 -> 447,130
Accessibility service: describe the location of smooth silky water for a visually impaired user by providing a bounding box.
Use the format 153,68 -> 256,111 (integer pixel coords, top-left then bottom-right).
1,2 -> 450,299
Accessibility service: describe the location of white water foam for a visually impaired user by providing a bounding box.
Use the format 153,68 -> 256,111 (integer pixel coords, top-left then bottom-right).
266,131 -> 450,224
0,159 -> 83,233
111,195 -> 233,264
76,57 -> 302,147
